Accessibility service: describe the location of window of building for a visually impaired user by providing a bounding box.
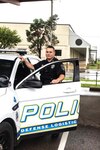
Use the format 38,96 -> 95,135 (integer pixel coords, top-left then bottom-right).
75,39 -> 82,46
55,49 -> 62,56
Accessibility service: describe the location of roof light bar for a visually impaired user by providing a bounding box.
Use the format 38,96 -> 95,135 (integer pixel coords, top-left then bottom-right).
0,49 -> 27,55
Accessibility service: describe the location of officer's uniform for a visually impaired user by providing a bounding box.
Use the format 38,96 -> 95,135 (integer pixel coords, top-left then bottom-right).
34,57 -> 65,85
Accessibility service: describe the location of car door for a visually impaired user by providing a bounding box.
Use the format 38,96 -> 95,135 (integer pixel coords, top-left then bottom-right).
15,58 -> 80,137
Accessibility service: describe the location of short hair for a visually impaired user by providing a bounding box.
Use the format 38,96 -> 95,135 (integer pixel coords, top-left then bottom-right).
46,45 -> 55,51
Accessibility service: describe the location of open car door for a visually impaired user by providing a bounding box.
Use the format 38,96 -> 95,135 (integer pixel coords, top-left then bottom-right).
15,58 -> 80,137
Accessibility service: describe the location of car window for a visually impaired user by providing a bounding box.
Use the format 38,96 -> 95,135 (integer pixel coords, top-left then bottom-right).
14,62 -> 32,88
0,59 -> 14,78
34,61 -> 77,85
64,62 -> 74,82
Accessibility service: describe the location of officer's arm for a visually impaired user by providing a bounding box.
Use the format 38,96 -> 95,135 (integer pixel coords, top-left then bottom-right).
51,74 -> 65,84
19,56 -> 34,70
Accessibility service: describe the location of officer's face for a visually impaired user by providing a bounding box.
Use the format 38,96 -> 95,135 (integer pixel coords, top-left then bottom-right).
46,48 -> 55,61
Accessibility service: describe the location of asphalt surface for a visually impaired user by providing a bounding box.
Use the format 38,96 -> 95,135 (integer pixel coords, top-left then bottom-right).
66,125 -> 100,150
80,88 -> 100,128
15,125 -> 100,150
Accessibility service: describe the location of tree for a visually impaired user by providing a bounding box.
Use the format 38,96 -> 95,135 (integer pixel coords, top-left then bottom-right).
26,14 -> 59,58
0,27 -> 21,49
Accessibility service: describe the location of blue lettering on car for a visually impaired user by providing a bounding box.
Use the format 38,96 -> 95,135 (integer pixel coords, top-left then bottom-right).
20,100 -> 78,123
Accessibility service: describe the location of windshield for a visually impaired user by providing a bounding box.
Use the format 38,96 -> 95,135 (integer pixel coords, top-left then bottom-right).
0,59 -> 14,78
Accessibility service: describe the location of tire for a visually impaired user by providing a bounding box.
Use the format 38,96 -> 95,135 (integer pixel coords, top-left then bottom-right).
0,122 -> 14,150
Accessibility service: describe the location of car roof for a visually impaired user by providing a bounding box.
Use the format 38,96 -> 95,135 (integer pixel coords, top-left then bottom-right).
0,49 -> 26,61
24,54 -> 41,60
0,53 -> 19,61
0,53 -> 40,61
0,49 -> 40,61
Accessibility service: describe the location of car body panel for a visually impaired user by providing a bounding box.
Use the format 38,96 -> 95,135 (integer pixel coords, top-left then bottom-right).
16,82 -> 80,136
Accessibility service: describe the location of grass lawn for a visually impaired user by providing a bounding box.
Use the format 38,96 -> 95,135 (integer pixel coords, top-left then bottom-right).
65,75 -> 100,88
81,83 -> 100,88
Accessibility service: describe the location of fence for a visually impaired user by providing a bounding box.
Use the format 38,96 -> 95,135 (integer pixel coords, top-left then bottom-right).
66,70 -> 100,86
80,70 -> 100,85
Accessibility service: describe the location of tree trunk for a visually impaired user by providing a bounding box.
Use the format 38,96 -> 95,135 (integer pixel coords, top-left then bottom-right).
38,44 -> 41,58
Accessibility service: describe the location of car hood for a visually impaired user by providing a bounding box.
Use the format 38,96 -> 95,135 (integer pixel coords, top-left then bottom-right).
0,88 -> 7,97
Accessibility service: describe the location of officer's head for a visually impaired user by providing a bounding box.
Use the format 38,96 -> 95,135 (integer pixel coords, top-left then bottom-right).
46,45 -> 55,61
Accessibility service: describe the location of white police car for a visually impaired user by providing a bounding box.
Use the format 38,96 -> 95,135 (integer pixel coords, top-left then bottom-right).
0,49 -> 80,150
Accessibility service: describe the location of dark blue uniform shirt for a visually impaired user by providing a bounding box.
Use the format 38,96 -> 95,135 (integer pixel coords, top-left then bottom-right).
34,57 -> 65,85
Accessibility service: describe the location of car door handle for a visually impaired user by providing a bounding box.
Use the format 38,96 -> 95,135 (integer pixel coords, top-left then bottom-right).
63,87 -> 76,93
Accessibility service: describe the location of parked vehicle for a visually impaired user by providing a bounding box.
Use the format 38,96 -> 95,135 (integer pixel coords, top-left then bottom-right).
0,49 -> 80,150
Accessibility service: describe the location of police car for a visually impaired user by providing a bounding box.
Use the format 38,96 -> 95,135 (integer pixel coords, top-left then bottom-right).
0,49 -> 80,150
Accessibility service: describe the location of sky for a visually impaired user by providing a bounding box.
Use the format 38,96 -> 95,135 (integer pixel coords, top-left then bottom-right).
0,0 -> 100,57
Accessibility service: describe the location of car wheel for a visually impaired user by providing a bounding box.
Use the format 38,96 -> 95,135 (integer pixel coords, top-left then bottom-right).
0,122 -> 14,150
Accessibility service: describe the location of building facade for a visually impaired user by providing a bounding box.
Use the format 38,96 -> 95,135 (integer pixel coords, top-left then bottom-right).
0,22 -> 91,70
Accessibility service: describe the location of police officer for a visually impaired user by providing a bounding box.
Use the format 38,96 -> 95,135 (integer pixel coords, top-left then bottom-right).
20,45 -> 65,85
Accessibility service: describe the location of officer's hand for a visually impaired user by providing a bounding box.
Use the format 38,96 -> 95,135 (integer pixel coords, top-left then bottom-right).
50,79 -> 59,84
19,56 -> 26,62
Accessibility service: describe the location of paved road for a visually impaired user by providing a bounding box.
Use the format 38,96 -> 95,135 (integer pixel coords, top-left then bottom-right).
66,125 -> 100,150
15,125 -> 100,150
15,132 -> 61,150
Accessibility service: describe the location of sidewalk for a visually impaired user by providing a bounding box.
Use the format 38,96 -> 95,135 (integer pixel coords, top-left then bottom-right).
80,87 -> 100,96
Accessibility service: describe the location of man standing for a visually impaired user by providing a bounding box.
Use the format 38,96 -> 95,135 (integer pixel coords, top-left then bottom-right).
20,45 -> 65,85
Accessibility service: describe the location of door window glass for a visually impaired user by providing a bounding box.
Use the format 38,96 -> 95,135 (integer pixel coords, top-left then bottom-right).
0,59 -> 14,78
14,62 -> 31,87
34,61 -> 76,85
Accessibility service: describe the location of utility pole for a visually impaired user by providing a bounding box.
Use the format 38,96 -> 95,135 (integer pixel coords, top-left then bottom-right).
51,0 -> 53,17
50,0 -> 53,45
